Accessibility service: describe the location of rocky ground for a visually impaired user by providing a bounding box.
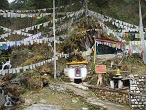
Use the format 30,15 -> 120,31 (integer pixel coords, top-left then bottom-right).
15,83 -> 99,110
0,54 -> 144,110
20,82 -> 131,110
0,81 -> 131,110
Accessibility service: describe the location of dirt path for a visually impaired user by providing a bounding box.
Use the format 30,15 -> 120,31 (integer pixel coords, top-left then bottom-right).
61,83 -> 130,110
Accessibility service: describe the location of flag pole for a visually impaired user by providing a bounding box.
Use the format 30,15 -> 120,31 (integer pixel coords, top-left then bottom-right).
85,0 -> 88,28
139,0 -> 145,48
53,0 -> 57,79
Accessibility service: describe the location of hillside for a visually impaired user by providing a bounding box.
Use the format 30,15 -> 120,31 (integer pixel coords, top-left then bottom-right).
0,0 -> 145,86
89,0 -> 146,27
0,0 -> 145,83
0,0 -> 146,110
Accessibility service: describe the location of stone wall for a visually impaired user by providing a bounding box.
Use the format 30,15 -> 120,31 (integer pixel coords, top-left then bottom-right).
88,74 -> 146,110
91,88 -> 129,105
129,74 -> 146,110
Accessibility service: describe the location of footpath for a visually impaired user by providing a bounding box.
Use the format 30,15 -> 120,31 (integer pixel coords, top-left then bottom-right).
61,82 -> 131,110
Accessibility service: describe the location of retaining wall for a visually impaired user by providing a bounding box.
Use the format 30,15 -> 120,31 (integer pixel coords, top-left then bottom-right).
129,74 -> 146,110
88,74 -> 146,110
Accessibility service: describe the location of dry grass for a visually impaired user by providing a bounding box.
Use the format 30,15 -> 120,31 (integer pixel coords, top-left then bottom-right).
20,55 -> 45,66
19,87 -> 90,110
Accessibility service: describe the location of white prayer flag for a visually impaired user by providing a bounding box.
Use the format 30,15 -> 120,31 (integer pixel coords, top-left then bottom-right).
9,69 -> 13,74
2,70 -> 6,75
12,68 -> 16,74
30,65 -> 33,69
32,64 -> 36,69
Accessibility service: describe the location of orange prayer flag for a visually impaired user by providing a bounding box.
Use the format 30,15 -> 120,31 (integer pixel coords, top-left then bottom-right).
47,18 -> 50,21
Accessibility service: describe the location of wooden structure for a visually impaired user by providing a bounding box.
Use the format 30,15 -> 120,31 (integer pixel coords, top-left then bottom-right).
94,38 -> 123,64
95,65 -> 106,86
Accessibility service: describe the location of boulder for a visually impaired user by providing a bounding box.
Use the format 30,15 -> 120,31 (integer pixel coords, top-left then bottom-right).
24,104 -> 61,110
0,93 -> 5,107
24,99 -> 33,106
40,99 -> 47,104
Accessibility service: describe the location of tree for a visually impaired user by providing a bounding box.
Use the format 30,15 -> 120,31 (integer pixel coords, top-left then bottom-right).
32,0 -> 52,9
10,0 -> 52,9
0,0 -> 9,9
10,0 -> 32,9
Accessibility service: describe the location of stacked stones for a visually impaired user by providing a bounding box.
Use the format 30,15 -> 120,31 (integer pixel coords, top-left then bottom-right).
93,89 -> 129,105
129,74 -> 146,110
88,73 -> 146,109
48,83 -> 66,92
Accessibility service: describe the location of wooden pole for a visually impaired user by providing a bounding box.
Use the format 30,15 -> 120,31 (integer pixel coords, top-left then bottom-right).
94,41 -> 96,64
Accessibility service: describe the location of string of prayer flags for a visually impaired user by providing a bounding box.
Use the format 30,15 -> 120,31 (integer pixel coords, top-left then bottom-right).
90,9 -> 143,40
0,48 -> 94,75
0,9 -> 84,39
88,10 -> 145,34
0,26 -> 11,32
0,1 -> 82,14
